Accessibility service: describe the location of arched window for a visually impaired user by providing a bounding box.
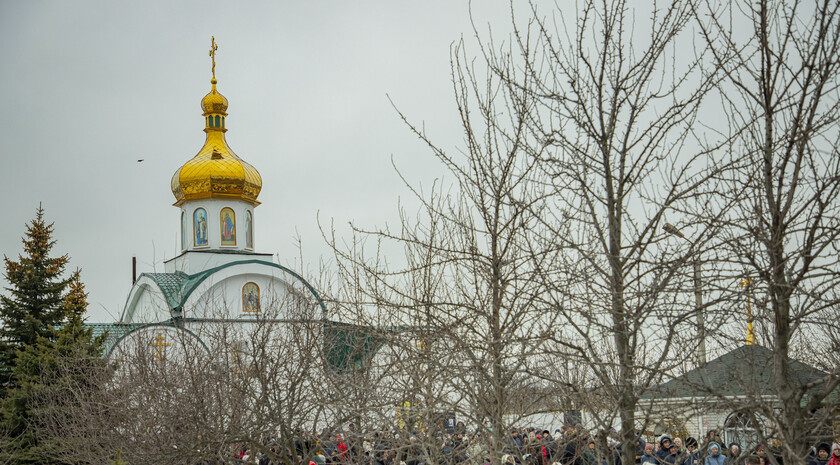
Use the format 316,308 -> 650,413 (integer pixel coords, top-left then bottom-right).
220,207 -> 236,246
242,282 -> 260,313
723,411 -> 763,451
245,211 -> 253,249
181,211 -> 186,250
214,115 -> 220,127
193,208 -> 208,246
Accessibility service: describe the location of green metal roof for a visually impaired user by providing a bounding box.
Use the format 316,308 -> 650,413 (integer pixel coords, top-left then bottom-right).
86,322 -> 149,355
644,344 -> 828,399
87,319 -> 389,373
86,320 -> 209,357
145,272 -> 188,310
323,320 -> 386,371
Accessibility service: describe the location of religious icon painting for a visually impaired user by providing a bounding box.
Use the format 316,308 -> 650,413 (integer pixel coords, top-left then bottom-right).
242,282 -> 260,313
245,210 -> 253,249
220,207 -> 236,246
194,208 -> 208,247
181,212 -> 187,250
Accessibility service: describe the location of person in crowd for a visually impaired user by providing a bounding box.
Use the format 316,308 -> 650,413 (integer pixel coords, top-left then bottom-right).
808,444 -> 832,465
456,421 -> 467,435
335,435 -> 348,464
753,444 -> 766,465
658,437 -> 673,461
665,442 -> 682,465
570,426 -> 589,465
373,432 -> 392,465
641,443 -> 660,465
745,456 -> 761,465
829,444 -> 840,465
703,432 -> 724,452
634,437 -> 647,464
582,439 -> 602,465
404,435 -> 423,465
681,437 -> 702,465
508,430 -> 523,454
769,439 -> 784,465
674,439 -> 684,453
725,443 -> 742,465
704,443 -> 725,465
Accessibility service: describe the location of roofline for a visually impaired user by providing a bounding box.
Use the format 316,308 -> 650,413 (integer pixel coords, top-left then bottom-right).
174,259 -> 327,315
121,259 -> 327,322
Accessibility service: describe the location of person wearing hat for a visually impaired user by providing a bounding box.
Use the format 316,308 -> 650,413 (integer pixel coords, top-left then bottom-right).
808,443 -> 832,465
681,438 -> 702,465
658,437 -> 673,461
582,439 -> 601,465
725,443 -> 743,465
642,442 -> 660,465
828,443 -> 840,465
705,443 -> 725,465
665,442 -> 683,465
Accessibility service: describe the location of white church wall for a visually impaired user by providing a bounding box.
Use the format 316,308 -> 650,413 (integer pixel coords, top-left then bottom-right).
181,263 -> 317,321
120,276 -> 173,324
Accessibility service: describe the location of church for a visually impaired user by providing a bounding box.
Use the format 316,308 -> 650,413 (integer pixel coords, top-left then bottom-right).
88,40 -> 382,375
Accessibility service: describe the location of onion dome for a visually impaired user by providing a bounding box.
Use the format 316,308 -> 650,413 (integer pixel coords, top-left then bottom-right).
171,40 -> 261,206
201,78 -> 228,115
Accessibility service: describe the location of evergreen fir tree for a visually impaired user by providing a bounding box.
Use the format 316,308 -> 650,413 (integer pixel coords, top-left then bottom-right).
0,205 -> 70,392
0,271 -> 108,463
0,207 -> 108,463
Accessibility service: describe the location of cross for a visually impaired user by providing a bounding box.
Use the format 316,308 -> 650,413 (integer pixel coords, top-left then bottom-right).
149,333 -> 172,363
209,36 -> 219,80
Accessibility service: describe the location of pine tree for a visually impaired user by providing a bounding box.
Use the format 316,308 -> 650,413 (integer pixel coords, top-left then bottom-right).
0,205 -> 70,392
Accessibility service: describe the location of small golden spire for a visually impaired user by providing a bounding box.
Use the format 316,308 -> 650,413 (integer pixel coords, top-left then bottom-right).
209,36 -> 219,81
739,278 -> 756,345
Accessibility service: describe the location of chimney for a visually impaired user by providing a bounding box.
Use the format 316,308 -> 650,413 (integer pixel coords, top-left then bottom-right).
132,256 -> 137,285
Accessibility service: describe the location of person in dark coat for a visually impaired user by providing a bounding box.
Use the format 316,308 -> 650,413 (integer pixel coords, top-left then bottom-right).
657,438 -> 673,462
680,437 -> 702,465
665,443 -> 682,465
582,440 -> 602,465
641,443 -> 659,465
561,427 -> 585,465
724,443 -> 743,465
808,443 -> 832,465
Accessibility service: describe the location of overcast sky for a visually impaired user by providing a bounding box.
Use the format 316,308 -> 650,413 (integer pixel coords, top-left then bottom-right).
0,1 -> 519,322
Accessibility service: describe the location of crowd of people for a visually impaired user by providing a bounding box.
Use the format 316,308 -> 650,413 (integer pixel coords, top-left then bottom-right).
215,425 -> 840,465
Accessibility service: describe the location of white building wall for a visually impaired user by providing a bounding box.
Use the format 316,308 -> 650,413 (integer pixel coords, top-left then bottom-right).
121,276 -> 173,324
122,262 -> 323,324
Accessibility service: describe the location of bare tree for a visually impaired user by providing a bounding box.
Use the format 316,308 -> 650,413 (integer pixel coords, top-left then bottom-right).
477,1 -> 727,463
28,284 -> 342,465
692,0 -> 840,461
323,35 -> 564,463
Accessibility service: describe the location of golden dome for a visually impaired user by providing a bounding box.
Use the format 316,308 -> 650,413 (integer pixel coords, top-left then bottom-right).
201,78 -> 228,115
171,77 -> 262,206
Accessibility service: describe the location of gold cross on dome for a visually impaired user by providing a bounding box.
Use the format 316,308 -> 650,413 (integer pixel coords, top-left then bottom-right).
209,36 -> 219,79
149,333 -> 172,363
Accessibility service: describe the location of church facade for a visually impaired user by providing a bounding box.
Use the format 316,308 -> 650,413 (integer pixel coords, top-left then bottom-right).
89,42 -> 382,378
